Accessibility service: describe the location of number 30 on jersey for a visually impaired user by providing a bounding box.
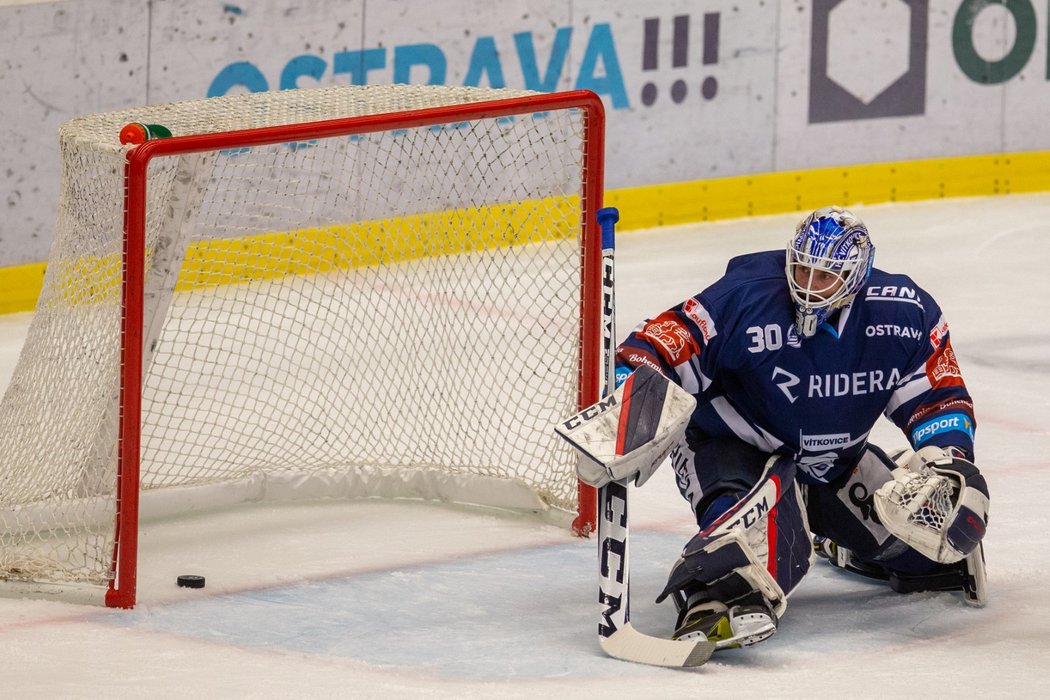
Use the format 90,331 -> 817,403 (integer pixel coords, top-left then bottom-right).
747,324 -> 783,353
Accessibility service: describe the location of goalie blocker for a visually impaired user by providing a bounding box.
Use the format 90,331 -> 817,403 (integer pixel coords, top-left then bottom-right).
555,365 -> 696,489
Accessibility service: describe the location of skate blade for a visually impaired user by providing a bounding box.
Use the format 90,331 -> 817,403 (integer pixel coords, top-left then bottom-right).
676,611 -> 777,651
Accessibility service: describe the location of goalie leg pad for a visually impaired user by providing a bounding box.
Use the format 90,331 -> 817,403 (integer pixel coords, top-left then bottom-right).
657,455 -> 813,620
669,433 -> 770,528
659,530 -> 785,613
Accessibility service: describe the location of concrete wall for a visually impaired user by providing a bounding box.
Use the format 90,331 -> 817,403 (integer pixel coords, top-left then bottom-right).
2,0 -> 1049,266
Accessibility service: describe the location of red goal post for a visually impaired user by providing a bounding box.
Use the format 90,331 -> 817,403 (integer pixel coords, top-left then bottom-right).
96,88 -> 602,607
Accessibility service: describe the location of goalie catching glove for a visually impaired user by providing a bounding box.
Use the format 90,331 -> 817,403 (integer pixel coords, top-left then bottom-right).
874,446 -> 990,564
555,365 -> 696,488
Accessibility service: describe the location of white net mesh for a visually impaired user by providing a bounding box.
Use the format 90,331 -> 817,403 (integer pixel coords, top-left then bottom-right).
0,85 -> 593,592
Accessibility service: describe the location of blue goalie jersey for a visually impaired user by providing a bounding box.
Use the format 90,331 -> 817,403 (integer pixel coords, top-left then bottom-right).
615,250 -> 976,485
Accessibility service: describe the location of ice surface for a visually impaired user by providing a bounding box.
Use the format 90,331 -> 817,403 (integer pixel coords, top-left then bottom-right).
2,195 -> 1048,697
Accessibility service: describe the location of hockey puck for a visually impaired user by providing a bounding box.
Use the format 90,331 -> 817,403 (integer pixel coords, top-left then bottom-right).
176,574 -> 206,589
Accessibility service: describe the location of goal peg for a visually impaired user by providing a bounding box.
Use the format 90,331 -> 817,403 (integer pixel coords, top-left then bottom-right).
119,122 -> 173,145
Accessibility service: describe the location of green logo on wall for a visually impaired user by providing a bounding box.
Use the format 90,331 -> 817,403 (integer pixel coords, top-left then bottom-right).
953,0 -> 1037,84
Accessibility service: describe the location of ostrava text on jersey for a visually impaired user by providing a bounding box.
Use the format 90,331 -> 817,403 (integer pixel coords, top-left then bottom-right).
615,250 -> 975,484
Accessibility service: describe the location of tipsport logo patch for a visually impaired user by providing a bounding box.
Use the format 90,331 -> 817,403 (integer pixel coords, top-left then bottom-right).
911,412 -> 975,445
809,0 -> 929,123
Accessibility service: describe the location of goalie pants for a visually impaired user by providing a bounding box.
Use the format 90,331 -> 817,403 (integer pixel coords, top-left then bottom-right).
670,433 -> 946,577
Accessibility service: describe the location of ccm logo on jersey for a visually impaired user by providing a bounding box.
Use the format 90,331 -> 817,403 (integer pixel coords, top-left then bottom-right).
865,286 -> 922,306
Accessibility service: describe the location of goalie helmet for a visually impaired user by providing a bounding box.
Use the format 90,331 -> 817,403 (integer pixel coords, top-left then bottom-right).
785,206 -> 874,338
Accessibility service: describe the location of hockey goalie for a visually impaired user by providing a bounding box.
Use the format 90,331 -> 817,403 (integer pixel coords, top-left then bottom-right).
564,206 -> 990,656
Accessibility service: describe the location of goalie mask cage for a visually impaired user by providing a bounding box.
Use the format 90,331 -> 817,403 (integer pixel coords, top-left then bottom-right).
0,85 -> 605,608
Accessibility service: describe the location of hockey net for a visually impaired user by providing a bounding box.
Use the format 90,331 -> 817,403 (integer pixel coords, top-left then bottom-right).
0,85 -> 605,606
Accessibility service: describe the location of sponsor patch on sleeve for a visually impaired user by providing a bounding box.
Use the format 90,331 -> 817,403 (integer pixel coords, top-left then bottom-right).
929,317 -> 950,350
639,312 -> 701,366
909,398 -> 975,427
682,298 -> 717,343
925,337 -> 964,387
613,365 -> 633,388
910,412 -> 975,446
616,348 -> 664,374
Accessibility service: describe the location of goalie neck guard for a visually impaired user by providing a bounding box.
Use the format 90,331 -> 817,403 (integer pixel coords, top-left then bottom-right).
785,206 -> 874,338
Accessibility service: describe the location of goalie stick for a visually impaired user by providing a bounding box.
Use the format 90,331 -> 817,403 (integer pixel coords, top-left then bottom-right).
593,207 -> 715,668
598,479 -> 715,667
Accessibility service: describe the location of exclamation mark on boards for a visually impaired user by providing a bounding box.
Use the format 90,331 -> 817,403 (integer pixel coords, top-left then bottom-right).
640,18 -> 660,106
641,16 -> 689,105
701,12 -> 719,100
669,15 -> 689,103
640,13 -> 719,106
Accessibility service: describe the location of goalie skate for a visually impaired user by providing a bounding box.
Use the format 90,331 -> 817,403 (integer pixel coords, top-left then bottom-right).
673,600 -> 778,650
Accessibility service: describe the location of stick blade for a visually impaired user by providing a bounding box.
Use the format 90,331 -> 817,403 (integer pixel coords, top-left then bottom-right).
600,623 -> 715,668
